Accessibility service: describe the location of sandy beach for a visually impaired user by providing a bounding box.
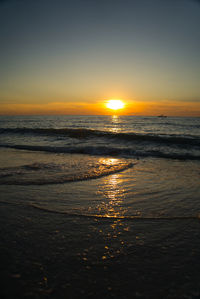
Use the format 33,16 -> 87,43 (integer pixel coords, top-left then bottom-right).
1,201 -> 200,299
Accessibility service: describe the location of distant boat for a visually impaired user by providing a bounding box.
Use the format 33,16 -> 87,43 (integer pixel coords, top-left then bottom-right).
158,114 -> 167,118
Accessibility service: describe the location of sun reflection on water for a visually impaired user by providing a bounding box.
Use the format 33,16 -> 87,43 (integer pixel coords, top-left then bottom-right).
94,172 -> 131,262
99,157 -> 121,166
110,115 -> 121,133
80,158 -> 133,264
97,171 -> 126,218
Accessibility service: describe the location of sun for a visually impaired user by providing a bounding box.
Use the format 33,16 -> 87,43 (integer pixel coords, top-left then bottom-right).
106,99 -> 125,110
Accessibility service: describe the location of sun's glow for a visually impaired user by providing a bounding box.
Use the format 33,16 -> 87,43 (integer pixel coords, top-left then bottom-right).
106,100 -> 125,110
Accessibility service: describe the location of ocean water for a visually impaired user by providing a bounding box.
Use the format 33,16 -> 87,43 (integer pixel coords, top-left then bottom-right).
0,115 -> 200,219
1,115 -> 200,298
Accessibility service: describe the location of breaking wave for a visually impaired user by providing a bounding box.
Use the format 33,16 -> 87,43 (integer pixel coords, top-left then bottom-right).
1,127 -> 200,146
0,160 -> 133,185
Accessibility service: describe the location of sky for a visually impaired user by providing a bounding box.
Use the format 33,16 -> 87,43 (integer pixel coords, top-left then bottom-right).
0,0 -> 200,116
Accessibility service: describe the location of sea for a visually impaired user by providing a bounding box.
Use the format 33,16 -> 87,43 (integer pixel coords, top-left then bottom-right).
0,115 -> 200,298
0,115 -> 200,218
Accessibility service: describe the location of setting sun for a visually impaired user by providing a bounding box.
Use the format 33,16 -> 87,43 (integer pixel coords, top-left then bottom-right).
106,100 -> 125,111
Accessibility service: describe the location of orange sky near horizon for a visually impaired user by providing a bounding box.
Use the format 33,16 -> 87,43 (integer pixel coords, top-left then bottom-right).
0,99 -> 199,117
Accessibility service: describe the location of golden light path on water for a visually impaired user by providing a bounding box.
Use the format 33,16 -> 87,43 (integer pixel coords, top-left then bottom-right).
97,158 -> 128,219
101,174 -> 124,218
87,164 -> 133,262
110,115 -> 121,133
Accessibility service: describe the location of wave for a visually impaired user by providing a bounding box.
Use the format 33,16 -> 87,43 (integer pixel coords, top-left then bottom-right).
1,201 -> 199,221
0,143 -> 200,160
30,204 -> 200,221
1,127 -> 200,146
0,160 -> 133,185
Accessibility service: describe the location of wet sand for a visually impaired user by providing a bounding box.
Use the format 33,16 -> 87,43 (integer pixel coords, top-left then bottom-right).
1,202 -> 200,299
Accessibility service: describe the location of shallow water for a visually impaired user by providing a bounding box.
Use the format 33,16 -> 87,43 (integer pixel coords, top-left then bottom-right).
0,148 -> 199,220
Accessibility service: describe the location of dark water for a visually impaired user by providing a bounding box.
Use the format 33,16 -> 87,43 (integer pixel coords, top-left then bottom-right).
0,115 -> 200,298
0,115 -> 199,218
